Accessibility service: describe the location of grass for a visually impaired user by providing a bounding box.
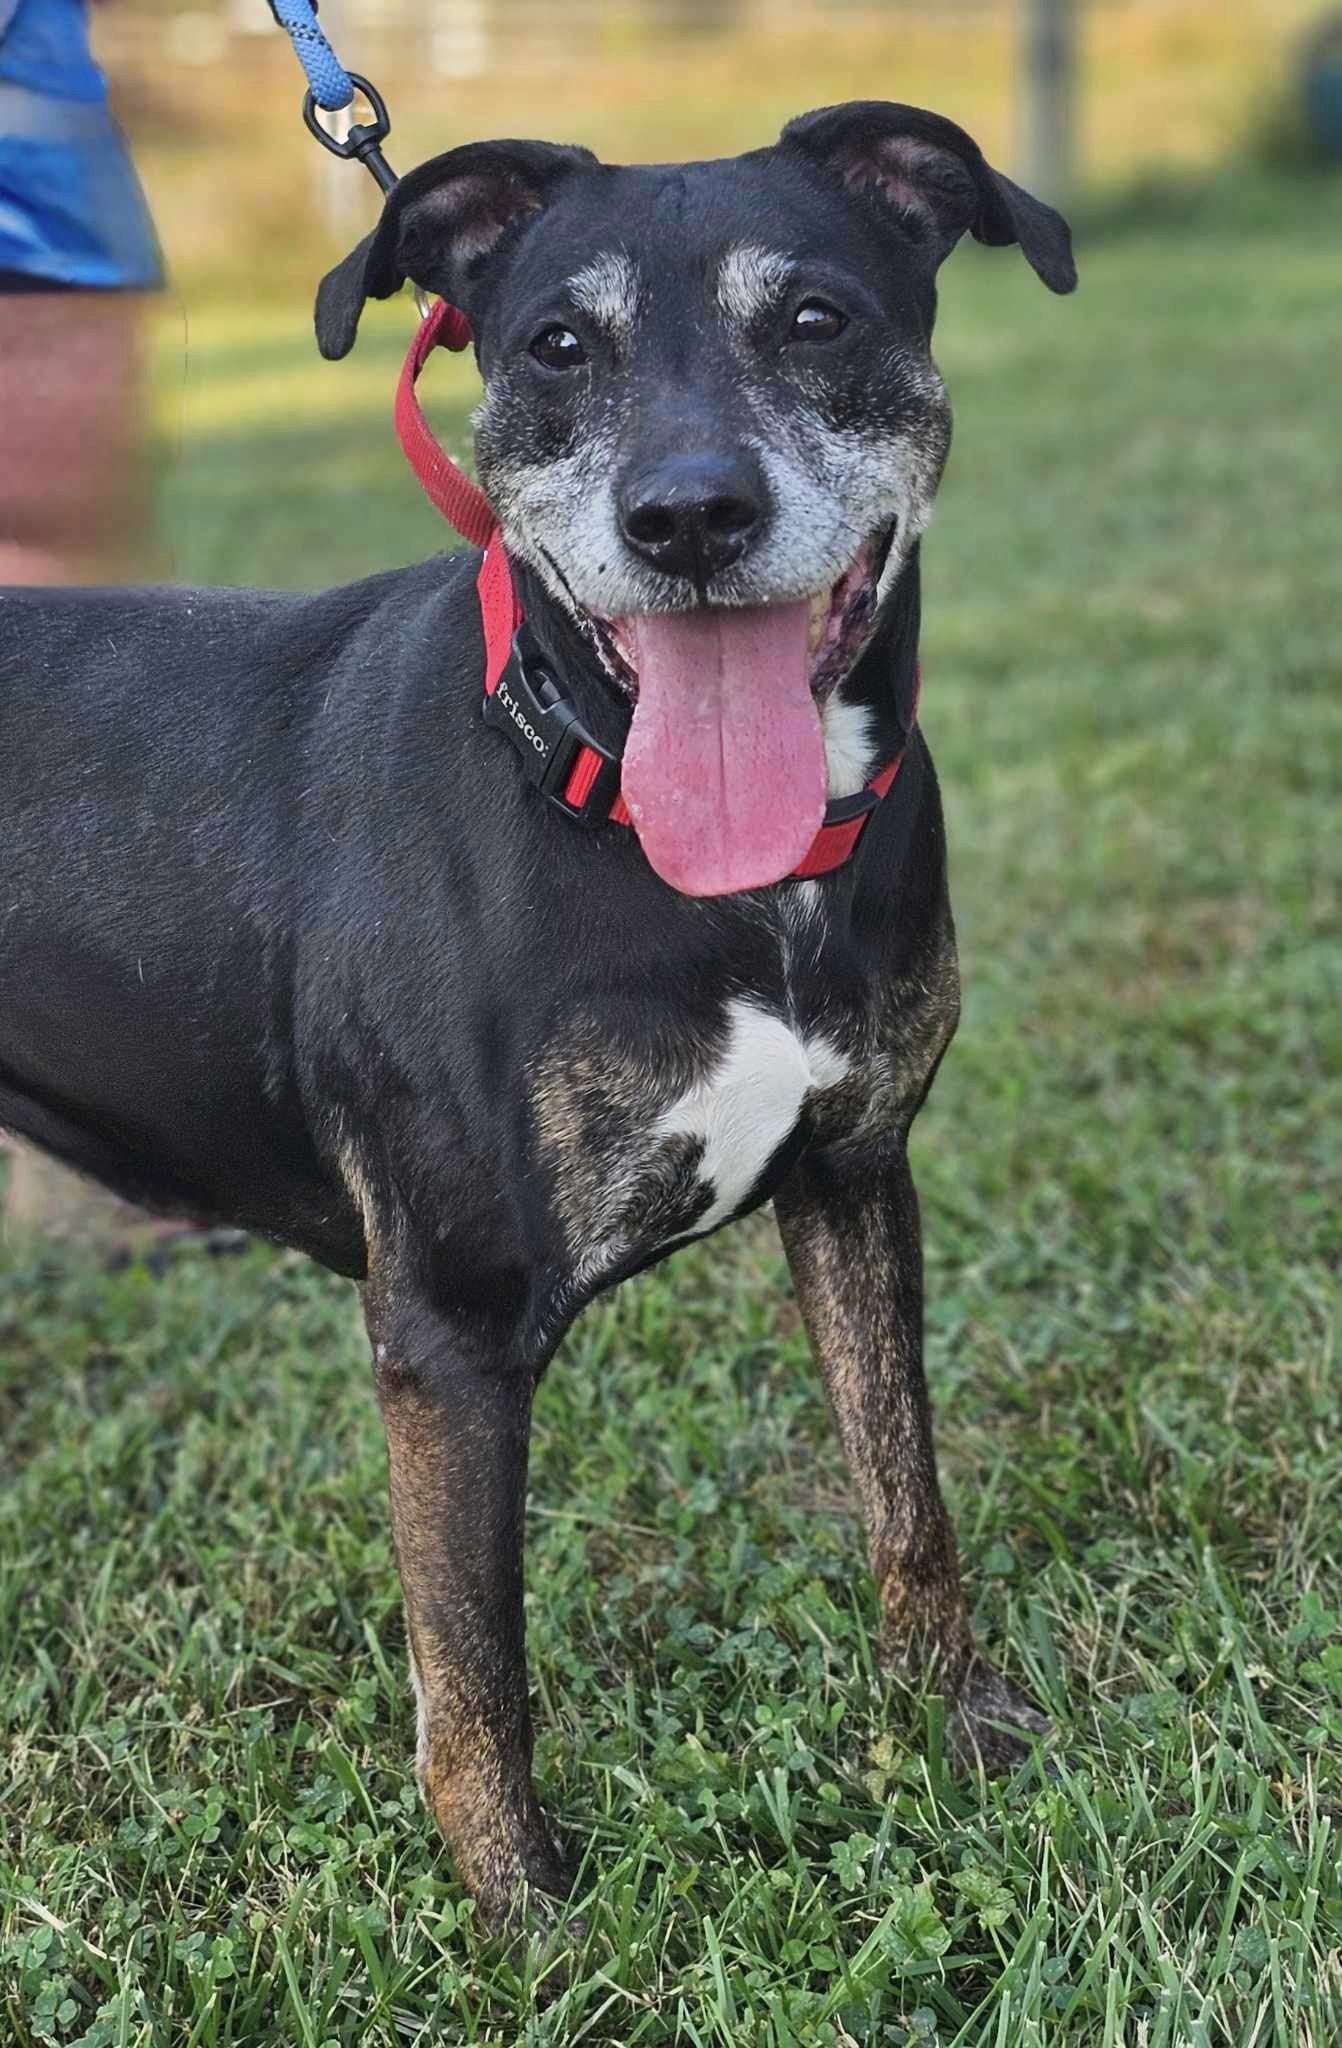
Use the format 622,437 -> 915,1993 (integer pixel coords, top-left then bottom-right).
3,164 -> 1342,2044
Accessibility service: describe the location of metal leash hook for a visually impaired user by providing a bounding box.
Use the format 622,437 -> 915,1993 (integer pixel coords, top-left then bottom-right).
301,70 -> 394,188
271,0 -> 432,317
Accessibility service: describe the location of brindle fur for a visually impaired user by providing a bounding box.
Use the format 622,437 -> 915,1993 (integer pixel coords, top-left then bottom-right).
531,1032 -> 716,1307
364,1274 -> 570,1921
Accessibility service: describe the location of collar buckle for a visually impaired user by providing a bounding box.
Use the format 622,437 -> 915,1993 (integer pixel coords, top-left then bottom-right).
483,626 -> 622,827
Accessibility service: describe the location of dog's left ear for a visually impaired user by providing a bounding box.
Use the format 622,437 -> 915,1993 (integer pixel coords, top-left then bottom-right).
781,101 -> 1076,294
315,138 -> 598,359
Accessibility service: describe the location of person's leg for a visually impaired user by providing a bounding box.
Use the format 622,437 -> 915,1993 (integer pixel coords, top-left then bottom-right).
0,285 -> 152,585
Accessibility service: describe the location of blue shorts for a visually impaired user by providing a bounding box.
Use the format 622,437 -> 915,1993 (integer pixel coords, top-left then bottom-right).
0,82 -> 162,290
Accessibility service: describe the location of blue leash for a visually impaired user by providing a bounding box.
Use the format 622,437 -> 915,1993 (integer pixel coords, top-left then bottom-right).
268,0 -> 399,192
269,0 -> 354,113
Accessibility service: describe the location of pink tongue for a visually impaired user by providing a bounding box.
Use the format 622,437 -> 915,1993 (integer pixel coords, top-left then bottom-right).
621,602 -> 827,897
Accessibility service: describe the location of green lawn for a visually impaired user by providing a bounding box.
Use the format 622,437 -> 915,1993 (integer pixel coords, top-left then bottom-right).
3,169 -> 1340,2046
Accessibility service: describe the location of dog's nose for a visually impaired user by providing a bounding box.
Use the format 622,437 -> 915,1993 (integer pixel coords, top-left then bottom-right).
618,451 -> 766,585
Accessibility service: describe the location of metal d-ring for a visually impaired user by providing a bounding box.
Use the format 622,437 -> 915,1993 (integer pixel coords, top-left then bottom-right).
302,71 -> 397,194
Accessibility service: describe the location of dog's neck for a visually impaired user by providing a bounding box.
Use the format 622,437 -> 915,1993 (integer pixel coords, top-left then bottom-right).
504,550 -> 923,803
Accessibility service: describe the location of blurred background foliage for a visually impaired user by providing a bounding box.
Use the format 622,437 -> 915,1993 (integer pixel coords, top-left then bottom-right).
84,0 -> 1340,588
103,0 -> 1329,302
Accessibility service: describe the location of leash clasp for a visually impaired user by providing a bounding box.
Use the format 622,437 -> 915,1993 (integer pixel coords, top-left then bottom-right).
483,628 -> 622,828
302,71 -> 397,193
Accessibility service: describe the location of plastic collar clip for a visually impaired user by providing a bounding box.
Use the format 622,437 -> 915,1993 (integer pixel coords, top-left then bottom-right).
483,625 -> 622,826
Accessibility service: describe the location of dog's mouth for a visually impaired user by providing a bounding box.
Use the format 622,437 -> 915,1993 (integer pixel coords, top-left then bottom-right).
598,542 -> 879,709
584,541 -> 881,898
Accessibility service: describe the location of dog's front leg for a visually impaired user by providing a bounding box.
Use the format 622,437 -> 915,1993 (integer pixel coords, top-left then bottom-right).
363,1284 -> 568,1928
775,1146 -> 1051,1770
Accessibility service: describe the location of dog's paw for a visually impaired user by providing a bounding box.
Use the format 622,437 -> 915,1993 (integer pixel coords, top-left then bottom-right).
453,1806 -> 577,1947
479,1882 -> 588,2004
947,1655 -> 1053,1775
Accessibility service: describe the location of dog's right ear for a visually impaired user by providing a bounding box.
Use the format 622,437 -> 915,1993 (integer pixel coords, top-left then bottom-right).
314,139 -> 597,360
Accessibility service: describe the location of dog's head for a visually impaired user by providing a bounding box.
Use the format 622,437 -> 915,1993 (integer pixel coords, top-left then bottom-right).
317,104 -> 1075,895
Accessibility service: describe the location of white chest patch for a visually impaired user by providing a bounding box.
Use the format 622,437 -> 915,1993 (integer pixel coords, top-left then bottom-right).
653,997 -> 851,1236
821,691 -> 876,798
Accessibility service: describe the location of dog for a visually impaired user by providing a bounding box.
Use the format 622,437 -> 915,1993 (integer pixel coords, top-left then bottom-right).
0,101 -> 1075,1927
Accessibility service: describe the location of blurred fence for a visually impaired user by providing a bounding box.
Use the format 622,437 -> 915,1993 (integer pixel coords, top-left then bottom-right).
100,0 -> 1193,82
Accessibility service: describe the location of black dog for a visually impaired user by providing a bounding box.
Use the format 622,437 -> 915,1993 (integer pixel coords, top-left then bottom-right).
0,102 -> 1075,1926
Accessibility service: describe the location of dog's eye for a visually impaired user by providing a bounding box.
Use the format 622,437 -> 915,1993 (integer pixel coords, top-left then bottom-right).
791,299 -> 847,342
530,326 -> 587,370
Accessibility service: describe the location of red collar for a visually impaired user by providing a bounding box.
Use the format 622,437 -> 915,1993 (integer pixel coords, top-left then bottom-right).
394,298 -> 916,882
